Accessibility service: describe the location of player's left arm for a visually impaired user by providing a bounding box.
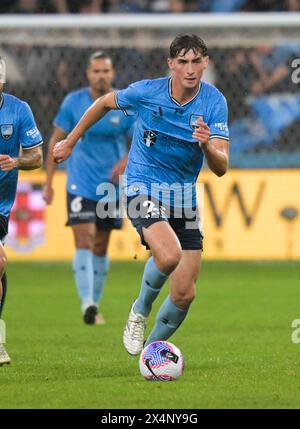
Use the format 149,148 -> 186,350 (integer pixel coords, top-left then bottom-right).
0,146 -> 43,171
197,131 -> 229,177
193,93 -> 229,177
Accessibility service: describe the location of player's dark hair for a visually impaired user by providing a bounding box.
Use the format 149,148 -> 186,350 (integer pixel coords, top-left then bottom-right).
87,51 -> 113,67
169,34 -> 208,58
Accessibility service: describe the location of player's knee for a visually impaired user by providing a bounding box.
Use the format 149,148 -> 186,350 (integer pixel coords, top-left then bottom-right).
172,287 -> 196,309
0,254 -> 7,272
75,232 -> 94,250
93,241 -> 108,256
156,247 -> 182,274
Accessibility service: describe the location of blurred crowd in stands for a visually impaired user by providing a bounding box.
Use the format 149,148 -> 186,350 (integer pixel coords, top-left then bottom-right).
1,0 -> 300,14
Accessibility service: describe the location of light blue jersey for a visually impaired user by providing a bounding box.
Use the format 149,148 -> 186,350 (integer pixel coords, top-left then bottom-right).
116,77 -> 229,208
0,93 -> 43,217
54,87 -> 134,202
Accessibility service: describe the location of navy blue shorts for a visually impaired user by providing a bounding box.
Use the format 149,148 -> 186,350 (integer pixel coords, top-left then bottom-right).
67,192 -> 122,231
126,195 -> 203,251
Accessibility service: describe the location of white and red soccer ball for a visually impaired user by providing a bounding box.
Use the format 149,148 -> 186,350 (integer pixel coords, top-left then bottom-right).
139,341 -> 184,381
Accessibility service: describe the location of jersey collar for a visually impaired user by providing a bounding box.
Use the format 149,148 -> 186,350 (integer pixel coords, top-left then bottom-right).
168,77 -> 201,107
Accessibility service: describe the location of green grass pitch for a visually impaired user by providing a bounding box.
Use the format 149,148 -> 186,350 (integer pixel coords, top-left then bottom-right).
1,260 -> 300,409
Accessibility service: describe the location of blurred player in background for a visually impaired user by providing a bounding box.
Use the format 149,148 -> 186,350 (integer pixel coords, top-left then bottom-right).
53,34 -> 229,354
0,57 -> 43,364
43,52 -> 134,325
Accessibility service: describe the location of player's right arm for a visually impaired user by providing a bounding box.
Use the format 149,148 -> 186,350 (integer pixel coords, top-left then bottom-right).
43,127 -> 68,205
53,92 -> 117,163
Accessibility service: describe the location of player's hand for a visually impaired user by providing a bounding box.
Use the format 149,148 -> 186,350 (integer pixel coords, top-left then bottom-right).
53,140 -> 72,163
43,184 -> 54,205
192,119 -> 210,149
0,154 -> 18,171
110,157 -> 128,184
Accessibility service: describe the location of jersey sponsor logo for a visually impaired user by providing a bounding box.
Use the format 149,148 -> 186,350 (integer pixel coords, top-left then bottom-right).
1,124 -> 13,139
144,130 -> 157,147
214,122 -> 229,132
189,114 -> 204,130
26,127 -> 40,139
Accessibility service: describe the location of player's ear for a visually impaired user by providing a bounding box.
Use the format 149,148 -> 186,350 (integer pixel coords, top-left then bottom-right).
167,58 -> 174,71
111,67 -> 116,80
203,56 -> 209,69
86,66 -> 91,80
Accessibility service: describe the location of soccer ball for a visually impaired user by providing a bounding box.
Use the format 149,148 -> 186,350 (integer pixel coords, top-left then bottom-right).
139,341 -> 184,381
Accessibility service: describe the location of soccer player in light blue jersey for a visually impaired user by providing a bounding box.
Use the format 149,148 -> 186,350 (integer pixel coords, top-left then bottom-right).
44,52 -> 134,325
53,35 -> 230,354
0,60 -> 43,364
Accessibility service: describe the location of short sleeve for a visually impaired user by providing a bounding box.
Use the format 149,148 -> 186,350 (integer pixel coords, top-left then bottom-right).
208,94 -> 230,141
115,81 -> 145,116
19,102 -> 43,150
54,94 -> 74,133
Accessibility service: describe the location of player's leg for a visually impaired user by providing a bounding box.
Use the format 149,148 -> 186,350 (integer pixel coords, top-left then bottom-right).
123,220 -> 182,355
135,221 -> 182,317
92,228 -> 111,325
0,241 -> 10,365
145,249 -> 201,346
0,243 -> 7,315
71,222 -> 96,323
92,197 -> 123,324
67,192 -> 99,323
0,272 -> 7,318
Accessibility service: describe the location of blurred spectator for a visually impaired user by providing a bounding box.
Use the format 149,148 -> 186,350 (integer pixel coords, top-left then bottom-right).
170,0 -> 198,12
13,0 -> 68,13
203,0 -> 247,12
71,0 -> 103,14
150,0 -> 198,12
15,0 -> 39,13
52,0 -> 68,13
64,0 -> 105,13
107,0 -> 148,13
249,44 -> 293,94
241,0 -> 300,11
0,0 -> 299,13
287,0 -> 300,10
0,0 -> 18,13
214,49 -> 255,121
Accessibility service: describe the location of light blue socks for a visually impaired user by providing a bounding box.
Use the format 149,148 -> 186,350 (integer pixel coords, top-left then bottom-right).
145,295 -> 189,346
134,256 -> 168,317
93,255 -> 110,308
72,249 -> 94,312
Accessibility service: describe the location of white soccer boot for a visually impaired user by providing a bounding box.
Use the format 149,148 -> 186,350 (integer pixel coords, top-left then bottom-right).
0,343 -> 11,366
123,301 -> 147,355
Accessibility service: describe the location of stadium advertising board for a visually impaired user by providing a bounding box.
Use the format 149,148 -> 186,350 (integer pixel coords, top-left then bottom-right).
6,170 -> 300,260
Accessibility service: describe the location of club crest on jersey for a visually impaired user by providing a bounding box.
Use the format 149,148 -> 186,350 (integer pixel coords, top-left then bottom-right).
144,130 -> 157,147
189,114 -> 204,130
1,124 -> 13,139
